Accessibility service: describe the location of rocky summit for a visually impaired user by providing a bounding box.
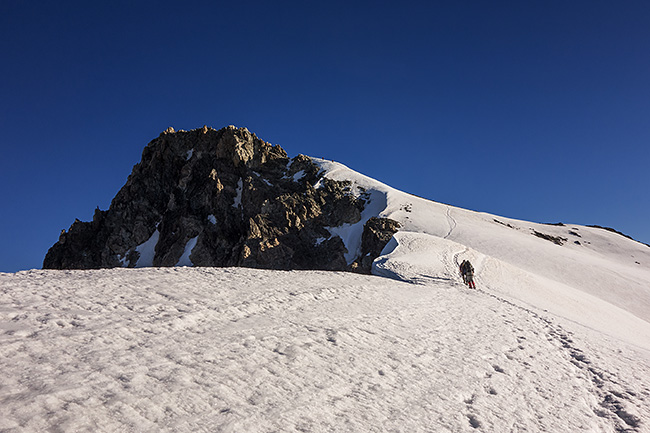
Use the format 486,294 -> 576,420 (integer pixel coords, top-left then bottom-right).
43,126 -> 399,273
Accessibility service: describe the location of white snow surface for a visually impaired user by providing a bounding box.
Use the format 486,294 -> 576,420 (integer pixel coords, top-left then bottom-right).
1,268 -> 648,432
1,157 -> 650,432
314,158 -> 650,351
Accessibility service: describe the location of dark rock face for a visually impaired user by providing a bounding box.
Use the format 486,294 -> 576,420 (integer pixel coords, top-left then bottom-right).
350,217 -> 401,274
532,230 -> 567,246
43,126 -> 399,272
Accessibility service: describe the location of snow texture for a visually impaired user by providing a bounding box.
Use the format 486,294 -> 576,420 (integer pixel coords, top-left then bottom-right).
1,157 -> 649,432
314,158 -> 650,351
1,267 -> 648,432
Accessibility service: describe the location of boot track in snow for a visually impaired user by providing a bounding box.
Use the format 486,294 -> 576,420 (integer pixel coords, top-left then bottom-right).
445,246 -> 644,432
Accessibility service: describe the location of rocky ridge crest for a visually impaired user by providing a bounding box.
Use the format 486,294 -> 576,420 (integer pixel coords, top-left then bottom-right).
43,126 -> 399,273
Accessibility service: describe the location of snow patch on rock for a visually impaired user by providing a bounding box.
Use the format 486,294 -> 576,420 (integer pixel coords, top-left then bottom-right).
135,229 -> 160,267
292,169 -> 306,182
176,236 -> 198,267
232,178 -> 243,208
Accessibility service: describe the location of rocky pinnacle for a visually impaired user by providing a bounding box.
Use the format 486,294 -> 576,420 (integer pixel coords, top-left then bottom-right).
44,126 -> 399,273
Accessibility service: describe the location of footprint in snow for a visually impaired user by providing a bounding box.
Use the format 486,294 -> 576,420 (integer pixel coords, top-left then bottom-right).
467,414 -> 482,429
325,329 -> 337,345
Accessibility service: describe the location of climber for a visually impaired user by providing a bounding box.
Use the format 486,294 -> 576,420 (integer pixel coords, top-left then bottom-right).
460,260 -> 476,289
459,260 -> 468,284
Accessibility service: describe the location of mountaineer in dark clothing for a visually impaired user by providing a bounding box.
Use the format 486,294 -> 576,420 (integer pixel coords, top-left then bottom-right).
459,260 -> 476,289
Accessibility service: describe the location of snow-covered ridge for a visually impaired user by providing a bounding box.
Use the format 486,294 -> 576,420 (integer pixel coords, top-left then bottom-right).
312,156 -> 650,350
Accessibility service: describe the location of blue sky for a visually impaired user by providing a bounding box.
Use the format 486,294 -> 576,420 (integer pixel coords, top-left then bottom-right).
1,0 -> 649,272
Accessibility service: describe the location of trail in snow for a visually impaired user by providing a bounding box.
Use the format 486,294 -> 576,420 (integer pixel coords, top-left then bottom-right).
375,231 -> 649,432
471,279 -> 645,432
444,206 -> 457,240
313,157 -> 650,350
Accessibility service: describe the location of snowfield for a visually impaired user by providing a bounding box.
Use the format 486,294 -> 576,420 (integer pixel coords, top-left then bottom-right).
2,159 -> 650,432
1,268 -> 648,432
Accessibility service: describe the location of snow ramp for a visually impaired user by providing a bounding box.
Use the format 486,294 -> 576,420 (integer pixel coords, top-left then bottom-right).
373,231 -> 650,352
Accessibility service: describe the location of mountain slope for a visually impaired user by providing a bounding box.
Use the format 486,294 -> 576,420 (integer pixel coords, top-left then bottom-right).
1,267 -> 648,432
312,158 -> 650,350
14,127 -> 650,431
42,126 -> 650,343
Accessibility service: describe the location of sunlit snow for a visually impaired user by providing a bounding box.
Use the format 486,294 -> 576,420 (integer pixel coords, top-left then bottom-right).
1,157 -> 649,432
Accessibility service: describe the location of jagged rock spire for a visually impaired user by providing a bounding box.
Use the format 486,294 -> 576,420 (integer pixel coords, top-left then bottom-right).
44,126 -> 399,272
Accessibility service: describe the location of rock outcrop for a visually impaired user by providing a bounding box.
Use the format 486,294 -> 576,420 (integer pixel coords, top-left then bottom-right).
44,126 -> 399,272
350,217 -> 401,273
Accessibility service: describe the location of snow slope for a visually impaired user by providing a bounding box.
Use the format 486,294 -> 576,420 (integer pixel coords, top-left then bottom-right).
1,268 -> 648,432
314,158 -> 650,351
1,158 -> 649,432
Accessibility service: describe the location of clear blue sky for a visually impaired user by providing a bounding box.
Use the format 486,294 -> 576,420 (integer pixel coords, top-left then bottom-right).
1,0 -> 649,272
